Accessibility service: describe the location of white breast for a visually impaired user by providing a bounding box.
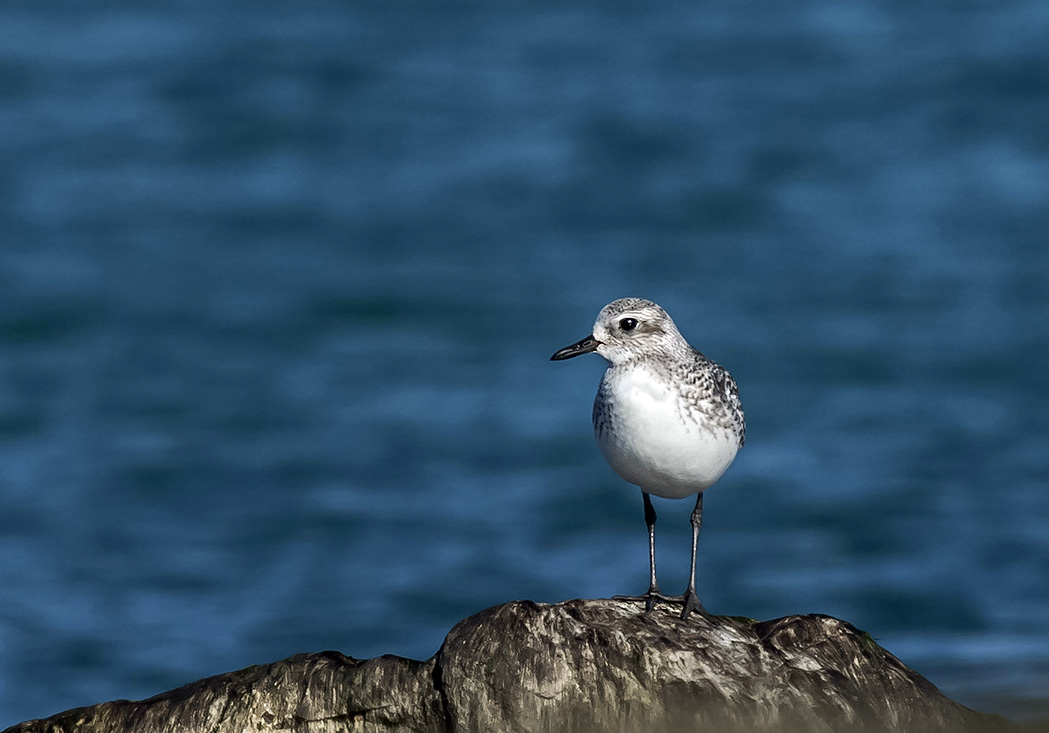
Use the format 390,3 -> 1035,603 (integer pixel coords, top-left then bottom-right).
595,365 -> 739,500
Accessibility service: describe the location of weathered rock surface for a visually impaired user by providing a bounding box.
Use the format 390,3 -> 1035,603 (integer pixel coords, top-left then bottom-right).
5,599 -> 1042,733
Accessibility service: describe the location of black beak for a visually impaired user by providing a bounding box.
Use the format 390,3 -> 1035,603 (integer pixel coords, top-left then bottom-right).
550,335 -> 601,361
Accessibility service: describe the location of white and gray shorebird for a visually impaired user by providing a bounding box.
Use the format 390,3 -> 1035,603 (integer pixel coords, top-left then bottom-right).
551,298 -> 745,620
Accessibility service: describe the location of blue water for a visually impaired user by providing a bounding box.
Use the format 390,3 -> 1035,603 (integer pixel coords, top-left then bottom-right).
2,0 -> 1049,725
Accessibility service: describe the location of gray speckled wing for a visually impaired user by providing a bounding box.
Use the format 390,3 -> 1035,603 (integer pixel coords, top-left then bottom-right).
675,350 -> 746,449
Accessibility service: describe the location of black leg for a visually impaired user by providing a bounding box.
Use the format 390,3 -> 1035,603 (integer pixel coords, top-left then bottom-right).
642,492 -> 660,610
680,492 -> 707,620
614,492 -> 674,611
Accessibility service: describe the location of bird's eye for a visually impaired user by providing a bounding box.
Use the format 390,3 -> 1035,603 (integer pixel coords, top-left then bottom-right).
619,318 -> 638,331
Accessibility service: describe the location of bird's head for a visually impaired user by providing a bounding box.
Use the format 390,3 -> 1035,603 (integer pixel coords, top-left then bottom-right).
551,297 -> 684,366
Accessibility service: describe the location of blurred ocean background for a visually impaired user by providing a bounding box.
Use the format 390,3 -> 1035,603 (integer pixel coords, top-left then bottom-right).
2,0 -> 1049,725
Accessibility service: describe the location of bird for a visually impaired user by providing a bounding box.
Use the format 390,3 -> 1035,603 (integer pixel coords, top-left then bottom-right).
550,297 -> 745,620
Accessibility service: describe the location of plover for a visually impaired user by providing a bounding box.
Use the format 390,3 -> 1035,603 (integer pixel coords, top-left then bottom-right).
551,298 -> 745,620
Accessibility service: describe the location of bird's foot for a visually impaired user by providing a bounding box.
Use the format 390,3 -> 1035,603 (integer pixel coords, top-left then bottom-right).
612,587 -> 675,612
679,589 -> 707,620
614,588 -> 709,619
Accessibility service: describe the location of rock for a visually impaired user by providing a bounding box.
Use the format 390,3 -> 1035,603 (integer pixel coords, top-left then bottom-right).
4,651 -> 443,733
4,599 -> 1039,733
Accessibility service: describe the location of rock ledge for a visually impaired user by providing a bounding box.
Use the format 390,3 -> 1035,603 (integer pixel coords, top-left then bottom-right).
4,599 -> 1037,732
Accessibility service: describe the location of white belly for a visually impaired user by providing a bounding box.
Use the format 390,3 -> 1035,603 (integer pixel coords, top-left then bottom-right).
595,367 -> 739,500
